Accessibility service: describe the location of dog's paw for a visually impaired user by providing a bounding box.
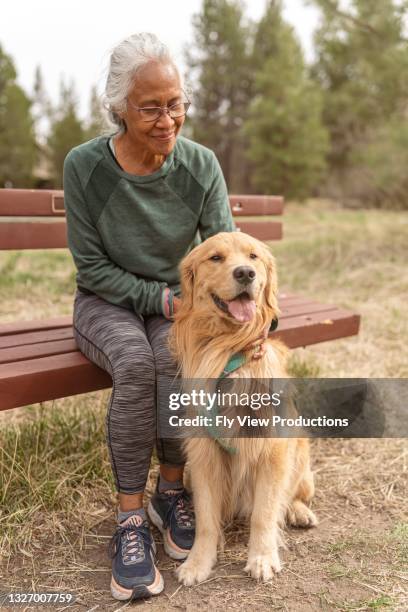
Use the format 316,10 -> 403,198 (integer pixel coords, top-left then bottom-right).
244,550 -> 282,581
287,500 -> 318,528
176,557 -> 213,586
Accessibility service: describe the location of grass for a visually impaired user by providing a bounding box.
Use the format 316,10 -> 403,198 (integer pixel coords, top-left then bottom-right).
0,249 -> 76,319
273,200 -> 408,378
1,401 -> 112,510
0,396 -> 114,556
0,199 -> 407,610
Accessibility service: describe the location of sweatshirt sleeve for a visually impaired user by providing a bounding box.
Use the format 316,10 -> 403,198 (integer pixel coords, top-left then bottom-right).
198,152 -> 236,241
63,152 -> 168,315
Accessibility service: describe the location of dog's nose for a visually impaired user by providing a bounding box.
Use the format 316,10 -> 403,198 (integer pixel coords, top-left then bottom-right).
233,266 -> 256,284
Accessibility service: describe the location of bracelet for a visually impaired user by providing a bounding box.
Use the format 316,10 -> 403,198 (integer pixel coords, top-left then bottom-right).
162,288 -> 175,319
168,290 -> 175,318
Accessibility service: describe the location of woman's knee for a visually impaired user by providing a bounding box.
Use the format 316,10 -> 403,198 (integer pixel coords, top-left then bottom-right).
112,344 -> 156,384
72,292 -> 155,381
107,345 -> 156,430
146,316 -> 178,376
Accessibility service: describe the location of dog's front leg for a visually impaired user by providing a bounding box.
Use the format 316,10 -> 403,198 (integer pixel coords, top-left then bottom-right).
245,449 -> 289,581
177,442 -> 224,586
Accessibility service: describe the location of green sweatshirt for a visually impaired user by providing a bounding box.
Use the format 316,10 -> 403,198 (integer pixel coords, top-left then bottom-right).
63,135 -> 235,315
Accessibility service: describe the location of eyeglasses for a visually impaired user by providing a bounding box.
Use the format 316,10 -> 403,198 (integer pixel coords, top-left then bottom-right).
127,100 -> 191,122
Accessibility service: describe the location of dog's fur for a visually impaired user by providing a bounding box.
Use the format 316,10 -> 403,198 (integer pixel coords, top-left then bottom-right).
170,232 -> 317,585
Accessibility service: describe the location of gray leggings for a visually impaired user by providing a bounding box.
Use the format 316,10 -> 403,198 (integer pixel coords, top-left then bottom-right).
73,290 -> 184,494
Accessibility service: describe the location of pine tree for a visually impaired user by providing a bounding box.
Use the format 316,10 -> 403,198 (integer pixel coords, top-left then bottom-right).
47,78 -> 85,187
349,116 -> 408,209
32,65 -> 52,144
311,0 -> 408,178
85,85 -> 107,140
244,1 -> 328,198
186,0 -> 252,189
0,45 -> 36,187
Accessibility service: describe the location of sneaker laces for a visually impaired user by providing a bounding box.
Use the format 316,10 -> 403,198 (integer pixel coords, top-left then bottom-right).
163,489 -> 195,530
108,515 -> 152,565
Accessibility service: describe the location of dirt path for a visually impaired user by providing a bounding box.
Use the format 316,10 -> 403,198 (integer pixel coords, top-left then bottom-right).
1,439 -> 406,611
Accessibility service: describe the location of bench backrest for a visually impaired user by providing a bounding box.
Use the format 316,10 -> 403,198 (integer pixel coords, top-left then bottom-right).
0,189 -> 283,250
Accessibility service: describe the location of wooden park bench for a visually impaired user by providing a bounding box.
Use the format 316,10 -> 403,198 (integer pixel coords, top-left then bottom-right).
0,189 -> 360,411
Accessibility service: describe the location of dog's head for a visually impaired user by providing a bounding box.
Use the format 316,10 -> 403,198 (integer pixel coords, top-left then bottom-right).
178,232 -> 279,331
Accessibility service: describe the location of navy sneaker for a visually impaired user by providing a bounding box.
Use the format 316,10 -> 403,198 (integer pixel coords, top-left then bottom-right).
108,514 -> 164,600
147,487 -> 195,560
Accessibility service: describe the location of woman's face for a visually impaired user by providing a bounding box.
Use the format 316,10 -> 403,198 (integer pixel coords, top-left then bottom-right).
121,60 -> 186,157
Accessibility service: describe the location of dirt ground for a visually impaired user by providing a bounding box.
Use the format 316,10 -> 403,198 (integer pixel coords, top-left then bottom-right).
1,438 -> 406,612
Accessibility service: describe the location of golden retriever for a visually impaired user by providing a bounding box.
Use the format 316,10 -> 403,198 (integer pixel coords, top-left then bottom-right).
169,231 -> 317,585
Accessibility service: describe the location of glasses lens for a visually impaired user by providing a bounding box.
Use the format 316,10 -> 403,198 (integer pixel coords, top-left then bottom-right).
139,108 -> 162,121
169,102 -> 190,118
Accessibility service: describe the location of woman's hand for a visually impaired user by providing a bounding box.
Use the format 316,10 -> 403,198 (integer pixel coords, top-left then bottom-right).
163,289 -> 181,320
172,296 -> 182,315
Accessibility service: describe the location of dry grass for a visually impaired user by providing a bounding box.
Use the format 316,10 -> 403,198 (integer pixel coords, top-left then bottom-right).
272,200 -> 408,378
0,200 -> 407,610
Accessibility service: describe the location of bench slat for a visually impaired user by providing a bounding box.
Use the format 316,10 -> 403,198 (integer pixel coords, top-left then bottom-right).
280,302 -> 339,318
229,195 -> 283,215
0,189 -> 65,216
273,309 -> 361,348
0,295 -> 339,341
0,190 -> 283,217
0,327 -> 73,349
0,316 -> 73,336
0,352 -> 112,411
0,221 -> 67,249
0,306 -> 350,351
0,293 -> 304,338
0,219 -> 283,250
0,339 -> 78,364
235,221 -> 282,241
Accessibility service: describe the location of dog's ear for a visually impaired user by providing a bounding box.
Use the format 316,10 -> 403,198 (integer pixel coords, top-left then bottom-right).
262,245 -> 280,320
179,250 -> 197,311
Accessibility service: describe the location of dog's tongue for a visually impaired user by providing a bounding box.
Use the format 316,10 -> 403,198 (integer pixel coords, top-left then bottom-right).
227,295 -> 256,322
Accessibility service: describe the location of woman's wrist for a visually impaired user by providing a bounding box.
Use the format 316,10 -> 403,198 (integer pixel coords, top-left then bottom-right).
161,288 -> 175,319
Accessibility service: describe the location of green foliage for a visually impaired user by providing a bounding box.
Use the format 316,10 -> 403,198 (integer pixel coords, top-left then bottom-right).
187,0 -> 328,197
0,44 -> 102,189
187,0 -> 253,189
47,79 -> 85,187
244,1 -> 329,198
348,118 -> 408,209
0,43 -> 16,90
0,44 -> 36,187
85,85 -> 107,140
311,0 -> 408,206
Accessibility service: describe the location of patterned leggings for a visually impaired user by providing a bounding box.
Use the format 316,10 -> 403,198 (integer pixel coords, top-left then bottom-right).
73,290 -> 184,494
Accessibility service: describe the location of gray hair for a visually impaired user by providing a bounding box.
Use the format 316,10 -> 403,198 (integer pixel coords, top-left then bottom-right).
103,32 -> 177,133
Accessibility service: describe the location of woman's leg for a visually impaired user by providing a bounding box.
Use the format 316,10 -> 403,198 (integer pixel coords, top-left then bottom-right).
144,315 -> 185,474
144,315 -> 194,561
73,291 -> 156,503
73,291 -> 164,601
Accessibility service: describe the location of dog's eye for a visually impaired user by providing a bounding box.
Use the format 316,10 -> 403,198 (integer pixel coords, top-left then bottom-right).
249,253 -> 258,259
209,255 -> 223,262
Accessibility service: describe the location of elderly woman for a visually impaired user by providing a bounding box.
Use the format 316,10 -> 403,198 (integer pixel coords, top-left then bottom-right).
63,33 -> 235,601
